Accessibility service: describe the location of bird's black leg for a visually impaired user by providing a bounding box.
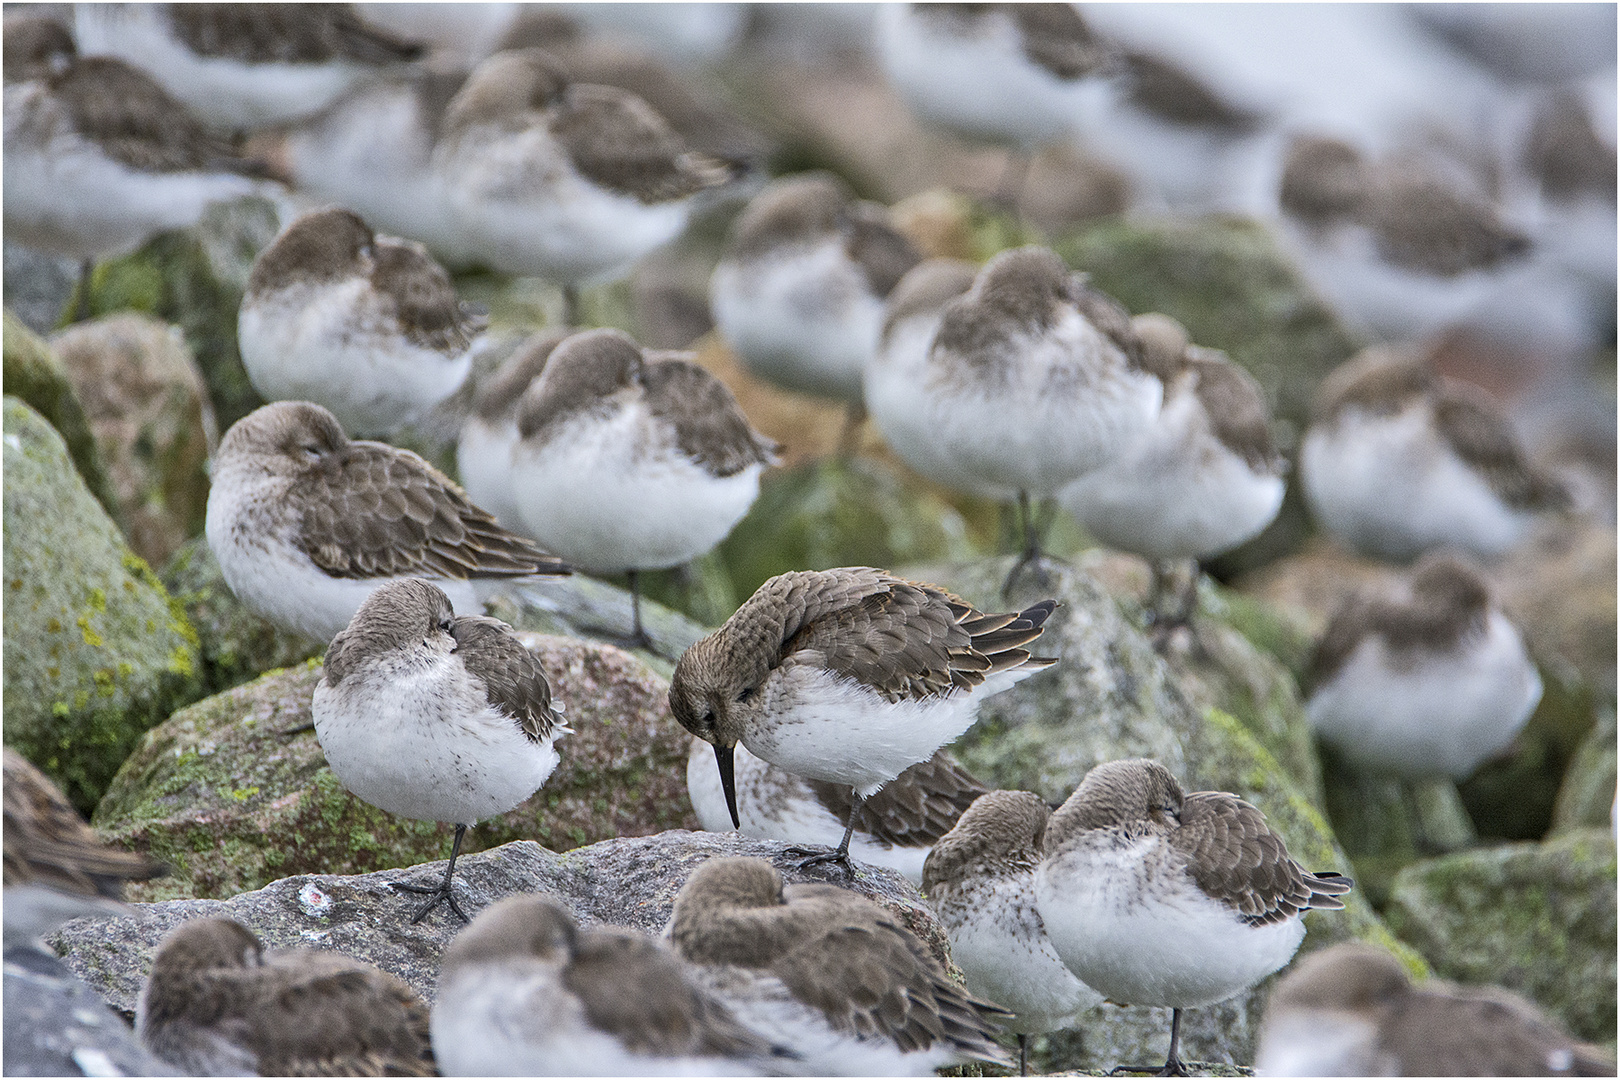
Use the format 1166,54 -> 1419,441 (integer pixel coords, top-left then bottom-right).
392,823 -> 470,924
623,569 -> 653,651
1018,1032 -> 1030,1077
1110,1007 -> 1192,1077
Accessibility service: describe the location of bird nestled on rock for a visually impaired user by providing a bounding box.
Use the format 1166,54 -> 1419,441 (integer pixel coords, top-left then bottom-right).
312,579 -> 567,923
686,739 -> 988,884
509,327 -> 778,647
671,567 -> 1055,873
1255,942 -> 1614,1076
1058,312 -> 1284,629
205,400 -> 569,644
432,893 -> 792,1076
136,916 -> 434,1076
1036,758 -> 1351,1075
710,172 -> 921,449
669,856 -> 1012,1075
1304,553 -> 1543,782
1299,344 -> 1570,562
239,206 -> 485,438
923,790 -> 1102,1076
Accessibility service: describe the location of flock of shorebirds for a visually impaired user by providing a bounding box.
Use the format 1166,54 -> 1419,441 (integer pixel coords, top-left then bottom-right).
3,3 -> 1613,1078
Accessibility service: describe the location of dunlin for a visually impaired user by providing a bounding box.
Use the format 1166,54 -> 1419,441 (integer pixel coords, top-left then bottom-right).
239,207 -> 484,438
455,328 -> 570,530
1058,313 -> 1284,628
1300,345 -> 1569,562
510,328 -> 778,646
312,579 -> 567,923
433,893 -> 789,1076
922,790 -> 1102,1075
874,4 -> 1114,202
686,738 -> 988,884
710,172 -> 920,446
1255,942 -> 1614,1076
73,3 -> 424,133
4,13 -> 270,310
431,48 -> 738,321
1036,758 -> 1351,1075
670,567 -> 1055,872
669,856 -> 1012,1075
3,748 -> 165,945
1305,553 -> 1542,781
868,246 -> 1163,590
205,400 -> 568,644
137,917 -> 433,1076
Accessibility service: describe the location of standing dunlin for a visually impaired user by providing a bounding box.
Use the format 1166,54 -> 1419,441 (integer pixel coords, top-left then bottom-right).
455,328 -> 569,530
868,247 -> 1163,591
710,172 -> 920,449
1299,345 -> 1569,562
431,48 -> 738,322
670,567 -> 1055,872
432,894 -> 789,1076
74,3 -> 424,132
1255,942 -> 1614,1076
1305,554 -> 1542,782
136,917 -> 433,1076
922,790 -> 1102,1075
312,579 -> 567,923
686,739 -> 988,884
239,207 -> 484,437
1036,759 -> 1351,1075
1058,313 -> 1284,629
205,400 -> 568,644
510,328 -> 778,646
669,856 -> 1011,1075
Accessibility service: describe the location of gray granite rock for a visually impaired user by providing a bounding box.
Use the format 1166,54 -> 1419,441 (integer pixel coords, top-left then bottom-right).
2,241 -> 77,335
4,944 -> 170,1076
51,832 -> 945,1014
2,398 -> 204,814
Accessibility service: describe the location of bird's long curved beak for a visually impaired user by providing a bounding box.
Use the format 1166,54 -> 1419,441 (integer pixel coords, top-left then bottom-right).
714,742 -> 740,829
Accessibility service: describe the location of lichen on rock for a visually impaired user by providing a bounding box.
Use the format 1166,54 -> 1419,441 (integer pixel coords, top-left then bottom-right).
2,397 -> 204,814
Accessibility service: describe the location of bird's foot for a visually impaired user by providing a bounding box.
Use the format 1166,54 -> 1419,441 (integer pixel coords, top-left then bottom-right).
784,845 -> 855,877
1108,1058 -> 1193,1077
1001,553 -> 1063,602
390,879 -> 468,925
278,721 -> 316,737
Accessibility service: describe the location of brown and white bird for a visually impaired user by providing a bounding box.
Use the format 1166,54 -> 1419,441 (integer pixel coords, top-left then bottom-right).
136,917 -> 434,1076
312,579 -> 567,923
239,207 -> 484,437
922,790 -> 1102,1076
4,12 -> 271,311
432,893 -> 790,1076
430,47 -> 738,321
670,567 -> 1055,872
3,748 -> 165,946
1058,313 -> 1285,627
863,247 -> 1163,589
204,400 -> 569,644
1305,554 -> 1543,781
686,740 -> 989,884
1255,942 -> 1614,1077
73,3 -> 425,133
509,328 -> 778,647
668,856 -> 1012,1075
709,172 -> 921,445
1035,759 -> 1352,1076
1299,345 -> 1569,562
455,327 -> 570,530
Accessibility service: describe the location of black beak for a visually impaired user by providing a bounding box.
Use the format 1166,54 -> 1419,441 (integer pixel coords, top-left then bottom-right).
714,742 -> 740,829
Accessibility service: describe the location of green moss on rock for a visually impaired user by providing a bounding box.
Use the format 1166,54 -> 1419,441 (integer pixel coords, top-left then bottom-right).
3,398 -> 204,812
1385,829 -> 1618,1043
3,309 -> 118,518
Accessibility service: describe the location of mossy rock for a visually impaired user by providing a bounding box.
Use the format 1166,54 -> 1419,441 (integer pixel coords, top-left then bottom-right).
904,557 -> 1413,1072
93,636 -> 700,903
718,455 -> 978,608
2,309 -> 117,519
2,398 -> 204,813
1552,706 -> 1617,835
1384,829 -> 1618,1043
161,535 -> 322,695
67,196 -> 280,432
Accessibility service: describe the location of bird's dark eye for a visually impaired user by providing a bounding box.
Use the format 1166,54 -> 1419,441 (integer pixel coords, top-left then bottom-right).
301,443 -> 323,459
701,710 -> 715,730
438,617 -> 453,632
737,687 -> 755,704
